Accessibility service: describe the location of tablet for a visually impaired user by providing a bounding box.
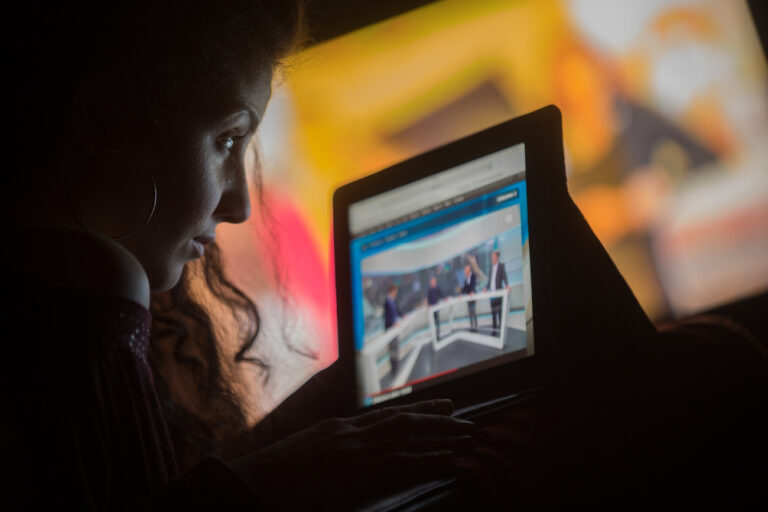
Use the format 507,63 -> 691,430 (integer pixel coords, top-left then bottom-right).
333,105 -> 565,412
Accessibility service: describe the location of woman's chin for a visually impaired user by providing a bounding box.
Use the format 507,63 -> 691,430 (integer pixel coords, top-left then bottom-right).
148,263 -> 186,293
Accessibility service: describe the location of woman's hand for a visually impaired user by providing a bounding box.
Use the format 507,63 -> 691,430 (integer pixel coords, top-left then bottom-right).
231,399 -> 475,509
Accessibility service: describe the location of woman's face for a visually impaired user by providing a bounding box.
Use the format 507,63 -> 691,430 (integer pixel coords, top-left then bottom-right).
119,68 -> 273,291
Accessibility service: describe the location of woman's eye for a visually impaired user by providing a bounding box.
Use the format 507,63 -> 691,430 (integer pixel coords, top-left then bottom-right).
220,136 -> 236,150
218,129 -> 251,153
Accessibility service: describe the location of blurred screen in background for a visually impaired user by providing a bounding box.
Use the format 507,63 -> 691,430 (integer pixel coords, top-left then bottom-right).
221,0 -> 768,415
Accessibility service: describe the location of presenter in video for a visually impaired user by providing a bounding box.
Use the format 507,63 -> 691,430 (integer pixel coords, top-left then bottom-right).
461,265 -> 478,331
487,250 -> 509,334
384,284 -> 403,373
427,276 -> 445,339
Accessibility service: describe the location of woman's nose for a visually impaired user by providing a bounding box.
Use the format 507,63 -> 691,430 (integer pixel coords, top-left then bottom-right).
214,165 -> 251,224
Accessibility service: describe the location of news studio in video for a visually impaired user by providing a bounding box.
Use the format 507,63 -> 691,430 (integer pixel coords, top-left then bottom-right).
349,144 -> 535,406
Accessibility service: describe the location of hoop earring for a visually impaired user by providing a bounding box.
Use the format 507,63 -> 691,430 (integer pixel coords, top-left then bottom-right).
108,173 -> 157,240
65,150 -> 158,240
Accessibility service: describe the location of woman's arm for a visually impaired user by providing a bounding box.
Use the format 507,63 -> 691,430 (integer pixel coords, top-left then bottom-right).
466,254 -> 486,282
231,399 -> 475,510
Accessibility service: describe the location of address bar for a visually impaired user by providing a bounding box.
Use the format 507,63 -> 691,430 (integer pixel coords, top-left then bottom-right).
353,162 -> 500,230
384,162 -> 497,214
350,143 -> 525,234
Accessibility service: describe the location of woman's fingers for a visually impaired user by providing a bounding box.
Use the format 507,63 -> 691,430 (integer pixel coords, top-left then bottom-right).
366,411 -> 477,436
351,399 -> 455,427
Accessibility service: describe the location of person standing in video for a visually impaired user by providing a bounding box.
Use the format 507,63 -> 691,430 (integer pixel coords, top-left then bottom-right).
488,250 -> 509,334
427,276 -> 444,340
384,284 -> 403,374
461,265 -> 477,332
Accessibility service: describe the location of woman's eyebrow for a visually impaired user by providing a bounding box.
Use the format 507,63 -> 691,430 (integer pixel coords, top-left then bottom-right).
245,107 -> 262,131
221,108 -> 260,130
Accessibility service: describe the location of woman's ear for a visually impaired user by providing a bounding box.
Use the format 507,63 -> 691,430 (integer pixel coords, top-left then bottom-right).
68,74 -> 135,153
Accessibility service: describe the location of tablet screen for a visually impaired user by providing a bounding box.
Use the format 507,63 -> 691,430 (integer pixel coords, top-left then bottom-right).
348,143 -> 535,406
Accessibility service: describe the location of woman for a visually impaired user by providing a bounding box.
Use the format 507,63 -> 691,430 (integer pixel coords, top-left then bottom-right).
1,2 -> 475,509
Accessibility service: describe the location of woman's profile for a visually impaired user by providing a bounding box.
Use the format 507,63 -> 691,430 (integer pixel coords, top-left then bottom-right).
4,1 -> 766,509
1,2 -> 476,509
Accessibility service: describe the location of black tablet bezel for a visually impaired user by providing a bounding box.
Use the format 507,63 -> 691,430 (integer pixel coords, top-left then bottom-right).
332,105 -> 566,413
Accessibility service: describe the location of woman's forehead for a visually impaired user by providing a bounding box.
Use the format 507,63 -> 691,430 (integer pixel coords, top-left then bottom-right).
188,70 -> 273,126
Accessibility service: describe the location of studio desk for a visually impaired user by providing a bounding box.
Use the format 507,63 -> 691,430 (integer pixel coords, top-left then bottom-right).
358,289 -> 510,396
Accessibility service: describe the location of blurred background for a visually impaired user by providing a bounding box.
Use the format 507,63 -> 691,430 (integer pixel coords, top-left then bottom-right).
218,0 -> 768,419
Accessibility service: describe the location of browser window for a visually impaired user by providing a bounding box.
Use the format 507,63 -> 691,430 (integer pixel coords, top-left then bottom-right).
348,143 -> 535,406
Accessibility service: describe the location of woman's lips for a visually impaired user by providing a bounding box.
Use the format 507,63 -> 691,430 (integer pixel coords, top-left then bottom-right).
190,235 -> 213,258
191,239 -> 205,258
193,235 -> 215,246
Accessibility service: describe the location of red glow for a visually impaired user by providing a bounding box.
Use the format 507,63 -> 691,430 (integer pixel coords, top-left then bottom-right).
251,187 -> 337,365
372,368 -> 459,397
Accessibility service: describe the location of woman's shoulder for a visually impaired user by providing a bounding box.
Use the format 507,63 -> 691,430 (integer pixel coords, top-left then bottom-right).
7,227 -> 150,309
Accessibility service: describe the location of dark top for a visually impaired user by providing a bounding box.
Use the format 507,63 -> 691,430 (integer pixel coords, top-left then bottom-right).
427,286 -> 444,306
384,296 -> 401,330
490,262 -> 507,291
461,272 -> 476,295
1,278 -> 261,510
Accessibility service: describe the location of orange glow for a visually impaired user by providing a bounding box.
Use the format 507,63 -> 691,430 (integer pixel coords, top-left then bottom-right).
223,0 -> 768,409
554,43 -> 616,171
653,8 -> 719,42
572,185 -> 632,246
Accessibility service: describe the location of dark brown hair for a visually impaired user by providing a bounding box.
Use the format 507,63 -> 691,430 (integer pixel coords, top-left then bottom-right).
141,2 -> 311,469
6,0 -> 310,471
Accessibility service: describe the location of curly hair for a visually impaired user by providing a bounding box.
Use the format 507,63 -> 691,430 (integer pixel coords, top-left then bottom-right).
139,2 -> 312,470
8,1 -> 307,173
149,153 -> 317,470
5,0 -> 311,471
